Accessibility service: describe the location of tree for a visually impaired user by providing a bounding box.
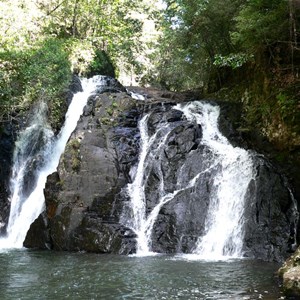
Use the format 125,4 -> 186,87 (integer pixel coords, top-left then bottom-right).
0,0 -> 149,125
148,0 -> 244,90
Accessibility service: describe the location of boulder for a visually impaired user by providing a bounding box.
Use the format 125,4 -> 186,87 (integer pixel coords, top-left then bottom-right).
279,247 -> 300,297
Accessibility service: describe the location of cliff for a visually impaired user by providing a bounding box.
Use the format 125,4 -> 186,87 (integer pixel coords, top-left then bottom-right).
22,78 -> 298,263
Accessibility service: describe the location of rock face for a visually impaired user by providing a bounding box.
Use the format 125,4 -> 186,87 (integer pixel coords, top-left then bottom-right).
243,157 -> 298,261
0,76 -> 84,235
24,81 -> 298,261
0,121 -> 15,232
279,247 -> 300,297
25,79 -> 141,253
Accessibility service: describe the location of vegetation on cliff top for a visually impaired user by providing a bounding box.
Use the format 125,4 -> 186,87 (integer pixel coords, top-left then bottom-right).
0,0 -> 299,152
143,0 -> 300,153
0,0 -> 147,128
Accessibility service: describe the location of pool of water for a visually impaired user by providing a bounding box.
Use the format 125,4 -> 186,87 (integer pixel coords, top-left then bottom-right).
0,249 -> 283,299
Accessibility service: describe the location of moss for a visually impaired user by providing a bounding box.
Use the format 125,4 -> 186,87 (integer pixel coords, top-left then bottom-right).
106,107 -> 114,116
208,67 -> 300,152
71,157 -> 81,172
65,138 -> 81,173
69,139 -> 80,150
101,117 -> 111,125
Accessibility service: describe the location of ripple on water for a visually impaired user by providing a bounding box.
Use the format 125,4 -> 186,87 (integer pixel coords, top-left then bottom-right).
0,251 -> 283,300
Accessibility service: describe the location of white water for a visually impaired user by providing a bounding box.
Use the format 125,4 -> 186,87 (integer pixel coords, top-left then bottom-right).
129,91 -> 145,101
123,115 -> 176,255
0,76 -> 105,249
177,102 -> 254,260
125,101 -> 254,259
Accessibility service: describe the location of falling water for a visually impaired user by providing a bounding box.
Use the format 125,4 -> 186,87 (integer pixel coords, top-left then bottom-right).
123,115 -> 174,255
0,76 -> 105,249
124,101 -> 254,259
178,102 -> 254,259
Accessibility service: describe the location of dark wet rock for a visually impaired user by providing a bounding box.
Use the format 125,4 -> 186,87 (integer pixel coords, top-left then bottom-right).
23,213 -> 51,249
0,122 -> 15,232
138,105 -> 297,260
25,81 -> 139,253
65,74 -> 83,106
95,76 -> 126,94
216,100 -> 247,148
243,157 -> 298,261
24,85 -> 298,261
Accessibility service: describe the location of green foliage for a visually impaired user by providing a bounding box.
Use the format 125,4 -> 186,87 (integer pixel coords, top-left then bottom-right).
41,0 -> 144,75
67,39 -> 95,76
23,39 -> 71,102
0,0 -> 44,51
0,38 -> 71,128
148,0 -> 244,90
213,53 -> 254,69
276,92 -> 300,127
232,0 -> 289,52
22,38 -> 71,129
0,50 -> 29,115
87,50 -> 115,78
0,0 -> 148,125
148,0 -> 293,91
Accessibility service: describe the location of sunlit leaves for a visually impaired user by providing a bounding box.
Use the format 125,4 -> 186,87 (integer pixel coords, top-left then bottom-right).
213,53 -> 254,69
0,0 -> 45,50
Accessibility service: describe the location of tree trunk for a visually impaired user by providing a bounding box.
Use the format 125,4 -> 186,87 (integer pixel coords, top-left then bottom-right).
72,0 -> 80,37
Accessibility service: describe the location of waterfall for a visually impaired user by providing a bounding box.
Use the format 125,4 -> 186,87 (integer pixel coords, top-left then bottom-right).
122,115 -> 174,255
124,101 -> 254,259
178,102 -> 254,259
0,76 -> 105,249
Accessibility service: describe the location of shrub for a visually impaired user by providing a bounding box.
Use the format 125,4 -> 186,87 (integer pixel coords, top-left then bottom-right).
87,50 -> 115,78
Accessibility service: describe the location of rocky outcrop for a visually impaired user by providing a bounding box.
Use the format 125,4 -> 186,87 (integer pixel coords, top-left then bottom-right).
0,75 -> 83,235
24,80 -> 143,253
127,103 -> 297,259
278,247 -> 300,297
243,157 -> 298,261
65,74 -> 83,106
24,81 -> 298,261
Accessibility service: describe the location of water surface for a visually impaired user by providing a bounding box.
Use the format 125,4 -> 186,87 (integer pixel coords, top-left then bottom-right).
0,250 -> 283,299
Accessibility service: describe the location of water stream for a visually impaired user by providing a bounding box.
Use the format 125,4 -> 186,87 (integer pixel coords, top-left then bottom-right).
124,101 -> 254,259
178,102 -> 254,259
0,76 -> 105,249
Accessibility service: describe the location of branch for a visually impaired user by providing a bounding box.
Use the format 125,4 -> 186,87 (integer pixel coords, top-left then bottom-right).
35,0 -> 68,22
46,0 -> 68,17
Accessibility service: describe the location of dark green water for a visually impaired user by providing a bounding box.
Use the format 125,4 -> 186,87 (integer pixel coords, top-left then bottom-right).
0,249 -> 283,299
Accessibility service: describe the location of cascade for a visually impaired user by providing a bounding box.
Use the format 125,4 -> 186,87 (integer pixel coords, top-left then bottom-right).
123,101 -> 254,259
178,102 -> 254,259
0,76 -> 105,249
122,115 -> 177,254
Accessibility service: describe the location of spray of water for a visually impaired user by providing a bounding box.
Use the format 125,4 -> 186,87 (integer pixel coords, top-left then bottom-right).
177,102 -> 254,260
124,101 -> 254,259
0,76 -> 105,249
